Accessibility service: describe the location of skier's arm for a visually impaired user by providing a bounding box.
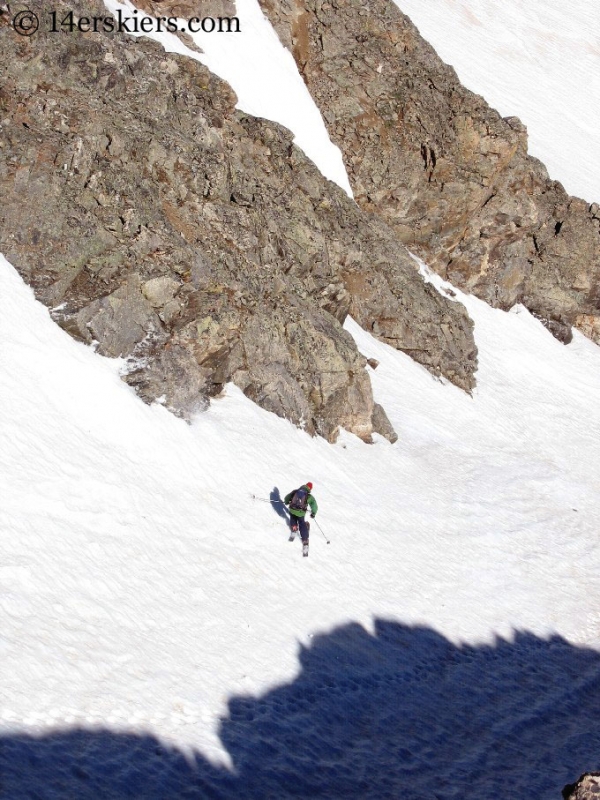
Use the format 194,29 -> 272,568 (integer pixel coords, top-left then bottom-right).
284,491 -> 294,505
308,495 -> 318,516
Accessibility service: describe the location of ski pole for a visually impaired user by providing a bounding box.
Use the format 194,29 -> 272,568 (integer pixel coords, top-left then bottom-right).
250,494 -> 284,505
313,518 -> 330,544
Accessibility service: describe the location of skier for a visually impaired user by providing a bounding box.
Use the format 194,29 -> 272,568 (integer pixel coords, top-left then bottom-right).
284,482 -> 318,557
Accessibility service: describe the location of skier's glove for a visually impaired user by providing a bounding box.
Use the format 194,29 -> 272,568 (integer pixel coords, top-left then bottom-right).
310,512 -> 316,518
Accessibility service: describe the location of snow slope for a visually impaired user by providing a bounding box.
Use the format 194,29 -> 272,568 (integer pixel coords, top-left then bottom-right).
2,0 -> 600,796
3,250 -> 600,794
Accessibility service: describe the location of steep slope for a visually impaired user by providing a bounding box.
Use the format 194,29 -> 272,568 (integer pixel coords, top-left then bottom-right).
2,249 -> 600,795
259,0 -> 600,345
393,0 -> 600,204
1,1 -> 600,797
0,0 -> 476,444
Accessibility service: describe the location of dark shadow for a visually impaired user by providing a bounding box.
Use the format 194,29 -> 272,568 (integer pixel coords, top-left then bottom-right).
2,621 -> 599,799
270,485 -> 289,523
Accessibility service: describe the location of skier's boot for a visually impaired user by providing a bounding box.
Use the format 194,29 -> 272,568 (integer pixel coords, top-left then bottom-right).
289,523 -> 298,542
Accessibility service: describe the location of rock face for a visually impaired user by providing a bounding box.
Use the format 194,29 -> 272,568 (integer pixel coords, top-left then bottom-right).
0,0 -> 476,441
563,773 -> 600,799
259,0 -> 600,344
135,0 -> 235,16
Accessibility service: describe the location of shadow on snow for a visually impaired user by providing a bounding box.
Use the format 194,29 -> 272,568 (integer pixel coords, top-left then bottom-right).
269,485 -> 289,524
1,621 -> 600,799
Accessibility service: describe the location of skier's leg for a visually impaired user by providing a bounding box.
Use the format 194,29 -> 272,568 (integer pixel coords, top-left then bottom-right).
289,512 -> 299,541
300,517 -> 310,556
299,516 -> 309,544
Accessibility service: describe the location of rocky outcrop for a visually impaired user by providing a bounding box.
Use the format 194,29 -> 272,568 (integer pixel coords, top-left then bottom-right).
135,0 -> 235,16
134,0 -> 236,50
563,773 -> 600,799
259,0 -> 600,345
0,0 -> 476,441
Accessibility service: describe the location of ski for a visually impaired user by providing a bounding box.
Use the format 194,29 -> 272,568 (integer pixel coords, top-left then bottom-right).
303,543 -> 309,557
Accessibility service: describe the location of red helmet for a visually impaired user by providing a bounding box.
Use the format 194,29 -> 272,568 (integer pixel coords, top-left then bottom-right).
306,482 -> 313,490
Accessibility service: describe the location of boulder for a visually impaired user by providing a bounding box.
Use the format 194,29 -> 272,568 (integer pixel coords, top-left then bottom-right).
563,773 -> 600,799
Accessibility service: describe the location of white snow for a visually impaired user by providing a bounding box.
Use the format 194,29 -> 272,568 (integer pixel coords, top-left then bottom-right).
2,245 -> 600,787
2,0 -> 600,795
393,0 -> 600,202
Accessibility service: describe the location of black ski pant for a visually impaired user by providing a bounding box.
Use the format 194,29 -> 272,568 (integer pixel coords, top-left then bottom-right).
290,514 -> 310,543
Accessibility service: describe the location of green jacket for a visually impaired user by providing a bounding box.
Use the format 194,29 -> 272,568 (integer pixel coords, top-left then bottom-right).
285,486 -> 318,518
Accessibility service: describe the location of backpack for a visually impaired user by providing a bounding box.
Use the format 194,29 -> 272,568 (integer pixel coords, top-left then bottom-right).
289,487 -> 309,512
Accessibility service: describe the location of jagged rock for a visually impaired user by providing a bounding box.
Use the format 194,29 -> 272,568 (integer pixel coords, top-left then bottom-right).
142,276 -> 180,308
563,773 -> 600,799
75,273 -> 162,357
134,0 -> 237,51
371,403 -> 397,443
135,0 -> 235,17
259,0 -> 600,346
0,0 -> 476,441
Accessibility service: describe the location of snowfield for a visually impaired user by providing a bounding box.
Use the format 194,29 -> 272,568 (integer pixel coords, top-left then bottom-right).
2,0 -> 600,797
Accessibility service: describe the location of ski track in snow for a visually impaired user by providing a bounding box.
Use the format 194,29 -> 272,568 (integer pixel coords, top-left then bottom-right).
2,0 -> 600,795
